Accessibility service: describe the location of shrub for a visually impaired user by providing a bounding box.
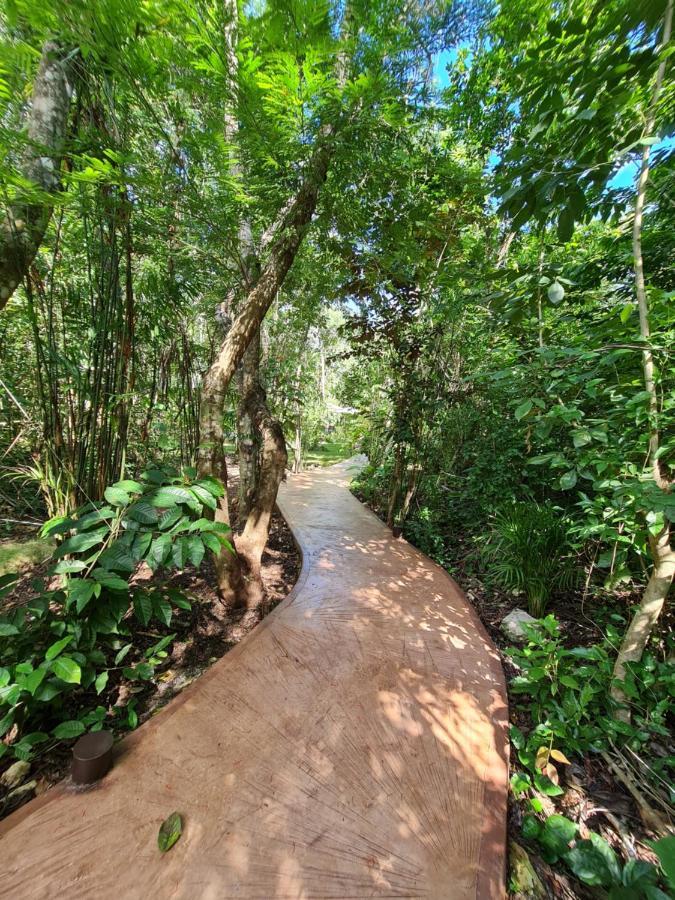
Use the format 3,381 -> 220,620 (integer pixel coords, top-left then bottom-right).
523,813 -> 674,898
0,466 -> 232,761
482,501 -> 575,616
508,616 -> 673,787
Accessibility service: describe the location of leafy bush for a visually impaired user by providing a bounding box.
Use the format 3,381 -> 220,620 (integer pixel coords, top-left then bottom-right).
482,501 -> 576,616
508,616 -> 673,787
523,813 -> 674,899
0,466 -> 231,761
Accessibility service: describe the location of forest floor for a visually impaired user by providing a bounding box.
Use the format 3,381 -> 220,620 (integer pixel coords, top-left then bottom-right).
0,464 -> 300,822
351,491 -> 671,899
456,567 -> 668,898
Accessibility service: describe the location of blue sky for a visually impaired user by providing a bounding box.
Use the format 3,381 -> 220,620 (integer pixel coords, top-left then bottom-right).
431,49 -> 674,192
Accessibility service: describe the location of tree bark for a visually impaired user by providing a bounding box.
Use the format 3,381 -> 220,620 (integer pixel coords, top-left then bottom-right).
237,382 -> 288,607
611,526 -> 675,718
0,42 -> 75,310
197,373 -> 245,604
237,333 -> 261,517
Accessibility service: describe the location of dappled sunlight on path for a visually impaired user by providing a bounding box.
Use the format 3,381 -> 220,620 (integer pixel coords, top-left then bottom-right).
0,458 -> 508,899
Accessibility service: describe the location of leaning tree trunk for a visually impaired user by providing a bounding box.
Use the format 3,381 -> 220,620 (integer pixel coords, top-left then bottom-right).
0,42 -> 75,311
202,137 -> 335,395
611,0 -> 674,714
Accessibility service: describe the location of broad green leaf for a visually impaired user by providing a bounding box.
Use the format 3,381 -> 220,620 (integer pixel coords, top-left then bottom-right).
53,719 -> 86,740
151,486 -> 193,508
54,528 -> 108,558
22,667 -> 46,695
153,595 -> 172,627
51,656 -> 82,684
187,535 -> 205,568
560,470 -> 577,490
45,635 -> 73,660
94,671 -> 109,694
515,400 -> 533,421
134,593 -> 153,626
104,486 -> 131,507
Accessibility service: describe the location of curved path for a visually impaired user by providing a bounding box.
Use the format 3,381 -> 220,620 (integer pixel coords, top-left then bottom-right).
0,460 -> 508,899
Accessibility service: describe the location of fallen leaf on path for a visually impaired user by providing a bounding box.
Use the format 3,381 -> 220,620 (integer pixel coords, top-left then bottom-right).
158,812 -> 182,852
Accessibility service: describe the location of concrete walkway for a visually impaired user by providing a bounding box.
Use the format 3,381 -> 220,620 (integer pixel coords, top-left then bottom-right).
0,460 -> 508,899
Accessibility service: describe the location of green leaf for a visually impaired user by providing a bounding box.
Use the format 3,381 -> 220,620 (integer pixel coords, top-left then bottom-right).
94,671 -> 109,695
147,534 -> 172,569
515,399 -> 533,421
194,477 -> 224,498
114,643 -> 132,665
53,560 -> 87,574
112,479 -> 143,493
92,569 -> 129,591
564,837 -> 616,887
22,667 -> 46,695
189,484 -> 217,510
153,595 -> 172,627
187,535 -> 205,568
166,589 -> 191,611
539,814 -> 577,859
53,719 -> 86,740
151,486 -> 193,508
0,622 -> 19,636
69,579 -> 96,613
126,499 -> 160,525
104,485 -> 131,507
134,593 -> 153,626
171,537 -> 188,570
40,515 -> 75,538
54,528 -> 108,558
533,772 -> 564,796
45,635 -> 73,660
522,815 -> 542,841
51,656 -> 82,684
158,811 -> 182,852
560,470 -> 577,490
649,835 -> 675,889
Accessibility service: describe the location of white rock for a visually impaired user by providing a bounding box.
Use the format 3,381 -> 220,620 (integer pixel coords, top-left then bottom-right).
0,760 -> 31,789
500,608 -> 539,643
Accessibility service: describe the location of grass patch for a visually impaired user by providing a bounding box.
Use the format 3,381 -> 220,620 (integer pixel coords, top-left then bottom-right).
0,539 -> 54,577
303,441 -> 352,467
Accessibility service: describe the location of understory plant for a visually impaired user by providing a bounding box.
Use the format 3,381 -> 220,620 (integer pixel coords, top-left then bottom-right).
482,502 -> 576,616
508,616 -> 673,797
521,814 -> 675,899
0,466 -> 232,761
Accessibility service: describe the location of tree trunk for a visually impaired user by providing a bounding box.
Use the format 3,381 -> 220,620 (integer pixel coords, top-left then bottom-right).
612,0 -> 674,707
386,445 -> 405,529
197,374 -> 245,605
0,42 -> 75,310
237,333 -> 261,517
237,383 -> 288,608
611,526 -> 675,718
202,136 -> 334,395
